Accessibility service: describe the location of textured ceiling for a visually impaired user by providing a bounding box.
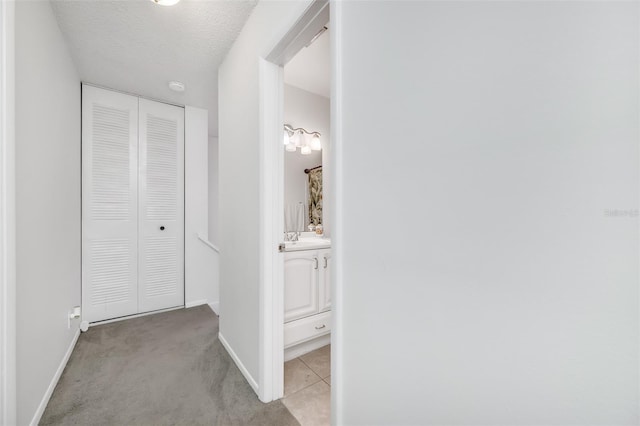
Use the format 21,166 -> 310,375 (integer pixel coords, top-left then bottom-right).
50,0 -> 258,136
284,28 -> 330,98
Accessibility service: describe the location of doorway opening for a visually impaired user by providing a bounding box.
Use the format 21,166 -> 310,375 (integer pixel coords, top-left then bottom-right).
257,2 -> 339,424
280,19 -> 331,424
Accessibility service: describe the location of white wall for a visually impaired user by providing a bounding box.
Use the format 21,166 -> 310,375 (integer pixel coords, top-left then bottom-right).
283,84 -> 329,232
15,1 -> 81,424
335,1 -> 639,424
218,0 -> 312,389
0,0 -> 17,423
208,136 -> 219,246
185,106 -> 219,310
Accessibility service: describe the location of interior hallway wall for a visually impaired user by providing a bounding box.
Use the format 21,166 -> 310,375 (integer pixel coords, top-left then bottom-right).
0,0 -> 17,423
283,84 -> 329,233
208,137 -> 219,246
185,107 -> 219,310
15,1 -> 81,423
335,1 -> 639,424
218,0 -> 312,389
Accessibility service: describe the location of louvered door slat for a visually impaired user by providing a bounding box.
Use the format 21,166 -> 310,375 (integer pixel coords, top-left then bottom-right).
138,99 -> 185,312
82,86 -> 139,323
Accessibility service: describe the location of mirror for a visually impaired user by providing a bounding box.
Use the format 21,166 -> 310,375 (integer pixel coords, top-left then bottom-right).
283,150 -> 322,232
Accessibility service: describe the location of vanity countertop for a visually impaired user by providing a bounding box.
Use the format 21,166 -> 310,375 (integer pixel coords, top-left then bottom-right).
284,236 -> 331,252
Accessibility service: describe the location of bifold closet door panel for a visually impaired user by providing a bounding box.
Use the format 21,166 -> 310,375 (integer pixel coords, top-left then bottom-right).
82,86 -> 139,323
138,99 -> 185,313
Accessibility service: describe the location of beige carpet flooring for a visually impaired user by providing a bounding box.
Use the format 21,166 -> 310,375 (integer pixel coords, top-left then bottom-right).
40,305 -> 299,426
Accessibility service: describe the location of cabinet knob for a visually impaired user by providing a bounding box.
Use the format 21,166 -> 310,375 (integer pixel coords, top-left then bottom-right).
160,226 -> 165,231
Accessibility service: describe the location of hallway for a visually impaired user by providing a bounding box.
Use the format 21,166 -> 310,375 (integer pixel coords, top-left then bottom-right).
40,306 -> 298,425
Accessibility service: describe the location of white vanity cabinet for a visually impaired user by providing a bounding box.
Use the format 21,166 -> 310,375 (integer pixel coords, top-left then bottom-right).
284,247 -> 331,348
284,251 -> 319,322
318,249 -> 331,312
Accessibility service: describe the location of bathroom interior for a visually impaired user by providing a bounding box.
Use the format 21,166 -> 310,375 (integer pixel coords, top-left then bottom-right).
279,23 -> 332,424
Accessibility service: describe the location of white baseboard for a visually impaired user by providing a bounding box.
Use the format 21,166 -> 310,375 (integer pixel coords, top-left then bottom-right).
284,334 -> 331,361
218,332 -> 259,395
186,300 -> 219,315
185,299 -> 208,309
30,328 -> 80,426
87,305 -> 183,328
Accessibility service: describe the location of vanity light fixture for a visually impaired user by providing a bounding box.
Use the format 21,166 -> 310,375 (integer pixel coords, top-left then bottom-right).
310,134 -> 322,151
150,0 -> 181,5
290,131 -> 302,147
283,124 -> 321,154
285,143 -> 297,152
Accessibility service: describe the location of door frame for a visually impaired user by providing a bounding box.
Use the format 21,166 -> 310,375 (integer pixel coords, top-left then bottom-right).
257,0 -> 336,408
0,0 -> 16,423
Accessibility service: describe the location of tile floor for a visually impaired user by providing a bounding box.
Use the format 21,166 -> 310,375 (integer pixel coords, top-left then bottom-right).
282,344 -> 331,426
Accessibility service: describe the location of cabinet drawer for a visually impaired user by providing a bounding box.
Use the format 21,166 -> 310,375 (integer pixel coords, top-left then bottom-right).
284,311 -> 331,348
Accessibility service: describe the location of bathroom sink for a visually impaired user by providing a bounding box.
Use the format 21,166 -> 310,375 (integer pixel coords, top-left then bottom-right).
284,237 -> 331,252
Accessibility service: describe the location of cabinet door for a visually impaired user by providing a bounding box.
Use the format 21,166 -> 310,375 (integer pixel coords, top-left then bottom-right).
319,249 -> 331,312
284,251 -> 319,322
82,86 -> 139,323
137,99 -> 185,313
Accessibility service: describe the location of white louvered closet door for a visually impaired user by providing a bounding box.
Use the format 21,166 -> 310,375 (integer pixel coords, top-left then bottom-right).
82,86 -> 139,323
138,99 -> 185,313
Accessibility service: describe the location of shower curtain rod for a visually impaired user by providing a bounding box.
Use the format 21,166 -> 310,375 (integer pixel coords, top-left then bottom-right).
304,165 -> 322,174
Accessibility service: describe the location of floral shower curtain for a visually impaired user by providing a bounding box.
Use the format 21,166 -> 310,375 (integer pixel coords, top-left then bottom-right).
308,168 -> 322,226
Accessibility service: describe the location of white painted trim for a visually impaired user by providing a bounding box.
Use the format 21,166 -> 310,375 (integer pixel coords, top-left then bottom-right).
219,332 -> 259,394
186,300 -> 219,315
265,0 -> 329,65
85,305 -> 183,328
0,0 -> 16,424
330,1 -> 343,423
29,329 -> 80,426
259,0 -> 331,407
258,57 -> 285,403
185,299 -> 208,309
284,335 -> 330,362
82,82 -> 185,110
197,234 -> 220,253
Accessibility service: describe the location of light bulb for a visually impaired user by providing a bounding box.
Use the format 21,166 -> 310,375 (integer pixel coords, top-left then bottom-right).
298,132 -> 308,147
310,134 -> 321,151
283,130 -> 290,145
286,143 -> 297,152
289,132 -> 300,146
301,145 -> 312,155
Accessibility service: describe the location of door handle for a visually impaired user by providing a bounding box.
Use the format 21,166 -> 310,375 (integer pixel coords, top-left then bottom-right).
315,324 -> 326,330
323,257 -> 327,269
314,258 -> 318,269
